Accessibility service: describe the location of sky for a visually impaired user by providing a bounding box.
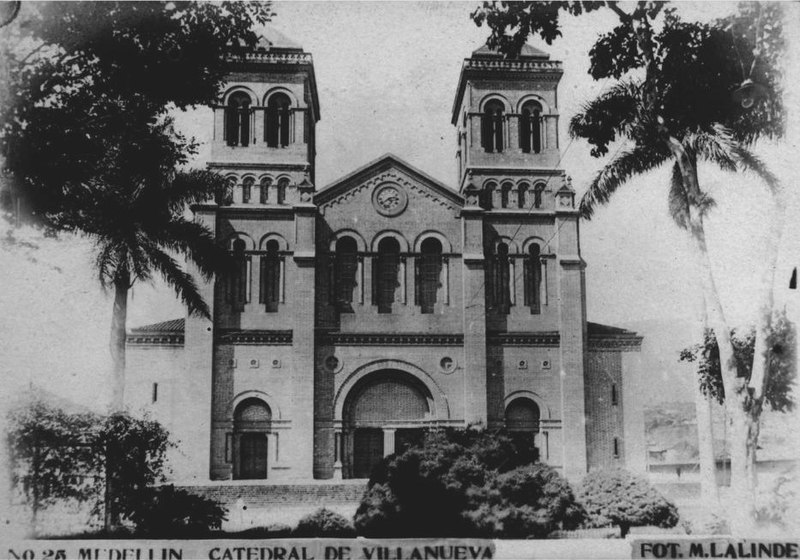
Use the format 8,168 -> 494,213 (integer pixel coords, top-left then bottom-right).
1,1 -> 799,410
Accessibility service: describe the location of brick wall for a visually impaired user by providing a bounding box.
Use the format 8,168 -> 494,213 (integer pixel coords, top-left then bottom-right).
585,350 -> 625,470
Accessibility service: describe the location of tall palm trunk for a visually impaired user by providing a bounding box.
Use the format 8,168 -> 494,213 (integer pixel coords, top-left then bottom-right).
109,271 -> 129,412
670,139 -> 752,531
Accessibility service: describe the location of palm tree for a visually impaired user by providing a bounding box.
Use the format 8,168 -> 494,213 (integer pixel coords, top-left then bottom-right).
571,73 -> 781,527
78,168 -> 229,412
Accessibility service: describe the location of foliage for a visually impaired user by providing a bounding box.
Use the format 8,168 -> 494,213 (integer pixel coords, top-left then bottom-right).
679,311 -> 796,412
293,508 -> 355,538
468,464 -> 585,538
577,469 -> 679,538
6,399 -> 101,519
124,485 -> 227,538
6,399 -> 225,536
235,523 -> 294,538
754,469 -> 799,532
354,428 -> 582,538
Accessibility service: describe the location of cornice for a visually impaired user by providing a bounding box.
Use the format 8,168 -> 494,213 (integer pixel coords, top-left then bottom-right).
588,336 -> 643,351
126,333 -> 184,346
318,332 -> 464,346
487,332 -> 560,346
207,162 -> 309,171
216,330 -> 293,345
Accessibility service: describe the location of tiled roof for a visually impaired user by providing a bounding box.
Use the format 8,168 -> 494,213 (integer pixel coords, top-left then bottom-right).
587,322 -> 638,336
472,43 -> 550,59
130,318 -> 185,333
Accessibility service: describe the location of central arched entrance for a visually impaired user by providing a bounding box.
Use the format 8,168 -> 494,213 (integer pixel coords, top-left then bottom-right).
233,398 -> 271,480
342,370 -> 432,478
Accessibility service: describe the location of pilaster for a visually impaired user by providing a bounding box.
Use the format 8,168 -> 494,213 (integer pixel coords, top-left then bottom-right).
461,182 -> 488,426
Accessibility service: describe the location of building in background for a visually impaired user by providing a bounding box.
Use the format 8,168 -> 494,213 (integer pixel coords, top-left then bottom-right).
125,31 -> 644,483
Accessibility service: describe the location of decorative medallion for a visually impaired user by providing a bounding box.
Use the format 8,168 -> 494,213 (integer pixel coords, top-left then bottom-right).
439,356 -> 457,374
322,355 -> 343,374
372,182 -> 408,217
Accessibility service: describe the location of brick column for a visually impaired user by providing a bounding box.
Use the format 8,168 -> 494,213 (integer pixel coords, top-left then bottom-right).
291,199 -> 317,479
461,183 -> 487,426
178,206 -> 217,482
555,207 -> 588,481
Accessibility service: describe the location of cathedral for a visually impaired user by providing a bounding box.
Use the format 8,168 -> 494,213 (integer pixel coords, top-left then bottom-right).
125,31 -> 646,484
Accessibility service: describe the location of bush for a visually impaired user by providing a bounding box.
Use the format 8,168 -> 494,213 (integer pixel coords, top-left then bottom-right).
577,469 -> 679,538
293,508 -> 355,537
126,485 -> 227,537
354,428 -> 581,538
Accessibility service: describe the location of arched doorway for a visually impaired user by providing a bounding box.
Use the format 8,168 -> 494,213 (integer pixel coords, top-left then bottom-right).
343,370 -> 431,478
234,398 -> 271,480
505,397 -> 541,461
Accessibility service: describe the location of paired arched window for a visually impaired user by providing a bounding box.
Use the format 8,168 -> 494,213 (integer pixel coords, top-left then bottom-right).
259,177 -> 271,204
489,242 -> 511,314
481,99 -> 504,153
265,93 -> 291,148
260,240 -> 281,312
334,237 -> 359,312
277,177 -> 289,204
373,237 -> 400,314
416,238 -> 443,314
242,177 -> 254,204
519,100 -> 543,154
524,243 -> 542,314
228,239 -> 249,310
225,92 -> 252,147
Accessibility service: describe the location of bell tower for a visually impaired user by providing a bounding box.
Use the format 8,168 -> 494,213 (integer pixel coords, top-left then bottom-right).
452,44 -> 589,480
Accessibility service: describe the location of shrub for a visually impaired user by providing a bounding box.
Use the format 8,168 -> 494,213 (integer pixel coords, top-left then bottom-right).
126,485 -> 227,537
355,428 -> 582,538
577,469 -> 679,538
294,508 -> 354,537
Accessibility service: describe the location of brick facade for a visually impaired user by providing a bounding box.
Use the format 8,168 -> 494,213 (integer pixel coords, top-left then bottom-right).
125,34 -> 644,484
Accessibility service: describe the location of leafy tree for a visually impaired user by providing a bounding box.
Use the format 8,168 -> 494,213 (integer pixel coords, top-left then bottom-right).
6,399 -> 226,536
293,508 -> 355,538
6,399 -> 100,531
577,469 -> 679,538
472,1 -> 788,529
1,2 -> 273,410
354,428 -> 582,538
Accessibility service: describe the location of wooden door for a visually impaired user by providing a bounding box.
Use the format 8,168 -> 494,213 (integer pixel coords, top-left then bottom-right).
239,433 -> 267,479
353,428 -> 383,478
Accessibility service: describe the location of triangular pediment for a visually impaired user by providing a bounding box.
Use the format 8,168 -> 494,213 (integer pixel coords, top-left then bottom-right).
314,154 -> 463,211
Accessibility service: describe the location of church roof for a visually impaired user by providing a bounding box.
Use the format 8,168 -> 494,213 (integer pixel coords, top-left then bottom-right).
471,43 -> 550,60
254,27 -> 304,52
130,318 -> 185,333
314,153 -> 464,207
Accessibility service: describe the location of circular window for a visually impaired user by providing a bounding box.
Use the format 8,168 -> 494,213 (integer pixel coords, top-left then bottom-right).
439,356 -> 456,374
323,355 -> 343,373
373,183 -> 408,217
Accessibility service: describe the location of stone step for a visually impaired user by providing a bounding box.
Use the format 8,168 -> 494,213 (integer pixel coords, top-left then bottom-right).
178,482 -> 368,508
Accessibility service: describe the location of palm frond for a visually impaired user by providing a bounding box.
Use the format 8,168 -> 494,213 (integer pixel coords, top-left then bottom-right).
140,241 -> 211,319
731,144 -> 780,194
668,162 -> 691,230
145,218 -> 230,281
164,170 -> 227,212
569,79 -> 643,155
579,142 -> 671,219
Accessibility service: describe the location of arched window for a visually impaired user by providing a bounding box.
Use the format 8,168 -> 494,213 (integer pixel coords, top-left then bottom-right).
517,183 -> 529,209
229,239 -> 249,311
259,177 -> 272,204
416,238 -> 443,314
277,177 -> 289,204
242,177 -> 254,204
480,183 -> 495,211
533,184 -> 544,209
265,93 -> 291,148
225,92 -> 251,147
500,183 -> 512,208
216,177 -> 236,206
519,100 -> 543,154
260,240 -> 281,312
373,237 -> 400,314
505,398 -> 540,432
481,99 -> 504,153
524,243 -> 542,314
334,237 -> 358,312
489,242 -> 511,314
